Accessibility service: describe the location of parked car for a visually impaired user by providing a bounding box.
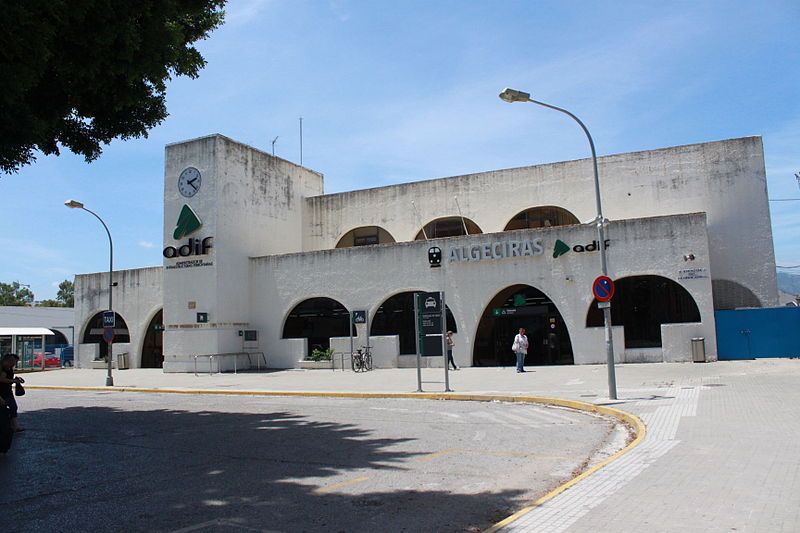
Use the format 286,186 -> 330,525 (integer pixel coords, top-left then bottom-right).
61,346 -> 74,367
32,352 -> 61,368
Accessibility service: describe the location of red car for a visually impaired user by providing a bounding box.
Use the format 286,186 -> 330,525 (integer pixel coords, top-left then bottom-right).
32,352 -> 61,368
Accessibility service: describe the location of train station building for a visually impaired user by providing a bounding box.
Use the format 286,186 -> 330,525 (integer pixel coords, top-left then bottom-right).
72,134 -> 778,371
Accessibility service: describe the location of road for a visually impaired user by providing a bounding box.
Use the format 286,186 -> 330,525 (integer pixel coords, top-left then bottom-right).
1,390 -> 620,532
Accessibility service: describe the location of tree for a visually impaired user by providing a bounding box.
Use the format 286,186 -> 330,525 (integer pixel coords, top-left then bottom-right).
0,282 -> 34,306
36,279 -> 74,307
56,279 -> 74,308
1,1 -> 226,173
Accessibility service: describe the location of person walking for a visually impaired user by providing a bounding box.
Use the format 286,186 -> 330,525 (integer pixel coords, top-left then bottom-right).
446,331 -> 458,370
0,354 -> 24,432
512,328 -> 529,373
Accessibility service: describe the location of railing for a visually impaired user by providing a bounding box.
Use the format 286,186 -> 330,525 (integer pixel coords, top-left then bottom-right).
193,351 -> 267,376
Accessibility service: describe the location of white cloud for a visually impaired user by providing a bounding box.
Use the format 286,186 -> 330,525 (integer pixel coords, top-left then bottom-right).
138,240 -> 155,249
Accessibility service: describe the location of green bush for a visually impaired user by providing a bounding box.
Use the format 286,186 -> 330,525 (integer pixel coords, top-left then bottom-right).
309,347 -> 334,361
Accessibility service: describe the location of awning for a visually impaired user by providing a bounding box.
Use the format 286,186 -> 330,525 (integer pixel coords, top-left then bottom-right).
0,327 -> 55,336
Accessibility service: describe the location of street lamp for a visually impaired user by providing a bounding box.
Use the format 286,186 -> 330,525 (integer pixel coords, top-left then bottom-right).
65,199 -> 115,386
498,87 -> 618,400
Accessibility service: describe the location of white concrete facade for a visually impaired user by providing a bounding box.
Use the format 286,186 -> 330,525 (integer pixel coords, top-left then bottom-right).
72,134 -> 777,370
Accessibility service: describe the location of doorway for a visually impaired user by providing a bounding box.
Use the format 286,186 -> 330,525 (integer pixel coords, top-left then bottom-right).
141,310 -> 164,368
473,284 -> 573,366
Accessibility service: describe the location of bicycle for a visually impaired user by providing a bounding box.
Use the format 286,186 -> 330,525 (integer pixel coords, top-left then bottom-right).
350,345 -> 373,372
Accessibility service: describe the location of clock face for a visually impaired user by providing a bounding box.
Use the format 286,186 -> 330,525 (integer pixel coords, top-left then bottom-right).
178,167 -> 202,198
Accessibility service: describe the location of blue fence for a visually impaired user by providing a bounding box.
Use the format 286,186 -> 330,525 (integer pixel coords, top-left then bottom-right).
715,307 -> 800,360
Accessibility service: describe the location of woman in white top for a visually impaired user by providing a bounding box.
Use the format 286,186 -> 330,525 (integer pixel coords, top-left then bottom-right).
512,328 -> 529,373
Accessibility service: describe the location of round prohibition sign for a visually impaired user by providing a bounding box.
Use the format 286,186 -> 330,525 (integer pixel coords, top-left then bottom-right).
592,275 -> 615,302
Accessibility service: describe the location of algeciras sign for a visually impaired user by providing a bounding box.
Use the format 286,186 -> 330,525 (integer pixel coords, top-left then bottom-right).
163,205 -> 214,268
448,238 -> 544,262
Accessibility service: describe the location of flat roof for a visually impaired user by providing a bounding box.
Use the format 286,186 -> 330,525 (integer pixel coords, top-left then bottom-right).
0,327 -> 55,336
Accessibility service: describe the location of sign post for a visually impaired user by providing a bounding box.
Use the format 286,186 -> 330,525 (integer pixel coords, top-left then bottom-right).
415,292 -> 450,392
102,310 -> 115,373
351,310 -> 367,372
413,295 -> 422,391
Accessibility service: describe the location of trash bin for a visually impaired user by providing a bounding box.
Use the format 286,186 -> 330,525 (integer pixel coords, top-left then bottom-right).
117,352 -> 129,370
691,337 -> 706,363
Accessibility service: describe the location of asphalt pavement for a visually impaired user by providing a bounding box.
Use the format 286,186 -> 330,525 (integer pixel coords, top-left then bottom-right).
13,359 -> 800,532
1,389 -> 618,533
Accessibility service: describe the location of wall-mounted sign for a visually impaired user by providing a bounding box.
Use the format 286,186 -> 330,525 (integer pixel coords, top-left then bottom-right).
164,204 -> 214,266
448,238 -> 544,263
553,239 -> 611,258
678,268 -> 708,280
163,237 -> 214,259
197,312 -> 209,323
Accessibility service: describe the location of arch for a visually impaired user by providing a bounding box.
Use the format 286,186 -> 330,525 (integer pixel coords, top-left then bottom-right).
140,309 -> 164,368
712,279 -> 761,310
473,284 -> 573,367
586,275 -> 701,348
414,217 -> 482,240
335,226 -> 396,248
45,330 -> 68,349
370,291 -> 457,355
81,311 -> 131,359
282,297 -> 352,357
503,206 -> 580,231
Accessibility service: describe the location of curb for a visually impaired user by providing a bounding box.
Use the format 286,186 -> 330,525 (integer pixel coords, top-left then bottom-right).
27,385 -> 646,532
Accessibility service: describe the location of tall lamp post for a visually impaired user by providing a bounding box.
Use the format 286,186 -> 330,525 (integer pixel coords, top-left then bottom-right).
498,88 -> 618,400
65,199 -> 115,386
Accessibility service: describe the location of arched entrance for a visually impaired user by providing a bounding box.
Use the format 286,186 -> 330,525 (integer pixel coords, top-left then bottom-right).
414,217 -> 482,240
474,285 -> 573,367
141,309 -> 164,368
371,291 -> 457,355
282,297 -> 352,358
82,311 -> 131,359
504,206 -> 580,231
712,279 -> 761,310
586,275 -> 701,348
336,226 -> 396,248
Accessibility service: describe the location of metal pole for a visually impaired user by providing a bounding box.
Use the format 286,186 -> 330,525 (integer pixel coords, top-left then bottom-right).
81,206 -> 114,387
454,197 -> 469,235
413,294 -> 422,392
526,98 -> 618,400
441,301 -> 447,385
299,117 -> 303,165
349,311 -> 354,372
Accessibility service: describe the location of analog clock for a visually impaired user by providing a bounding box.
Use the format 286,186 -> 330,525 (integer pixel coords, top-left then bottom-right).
178,167 -> 202,198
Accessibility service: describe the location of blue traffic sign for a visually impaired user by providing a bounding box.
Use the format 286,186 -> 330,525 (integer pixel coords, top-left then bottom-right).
592,276 -> 615,302
102,326 -> 115,344
102,310 -> 115,328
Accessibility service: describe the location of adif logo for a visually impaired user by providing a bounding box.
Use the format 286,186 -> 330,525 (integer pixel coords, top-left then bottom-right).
163,204 -> 213,259
553,239 -> 611,258
553,240 -> 571,258
173,205 -> 202,239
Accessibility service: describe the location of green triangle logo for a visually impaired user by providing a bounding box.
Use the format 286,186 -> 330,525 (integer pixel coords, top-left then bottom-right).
173,205 -> 202,240
553,239 -> 570,258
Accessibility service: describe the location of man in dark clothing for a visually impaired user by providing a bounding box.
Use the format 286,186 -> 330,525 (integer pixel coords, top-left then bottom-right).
0,354 -> 24,432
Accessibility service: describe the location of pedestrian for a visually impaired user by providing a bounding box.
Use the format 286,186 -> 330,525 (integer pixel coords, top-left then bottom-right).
512,328 -> 529,373
446,331 -> 458,370
0,353 -> 25,432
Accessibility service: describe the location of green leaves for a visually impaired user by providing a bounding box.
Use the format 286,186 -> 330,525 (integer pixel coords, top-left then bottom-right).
0,0 -> 226,173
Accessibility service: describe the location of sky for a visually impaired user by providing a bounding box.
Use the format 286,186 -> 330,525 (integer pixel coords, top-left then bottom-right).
2,0 -> 799,300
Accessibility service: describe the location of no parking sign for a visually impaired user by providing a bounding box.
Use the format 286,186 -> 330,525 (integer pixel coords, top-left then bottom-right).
592,275 -> 615,302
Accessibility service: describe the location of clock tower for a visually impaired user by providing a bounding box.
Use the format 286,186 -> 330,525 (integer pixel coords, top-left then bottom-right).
160,134 -> 323,372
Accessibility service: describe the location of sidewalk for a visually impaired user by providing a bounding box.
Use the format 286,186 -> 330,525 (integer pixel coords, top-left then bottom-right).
23,359 -> 800,532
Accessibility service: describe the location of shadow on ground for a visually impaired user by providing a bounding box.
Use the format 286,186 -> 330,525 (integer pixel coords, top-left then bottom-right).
1,403 -> 524,532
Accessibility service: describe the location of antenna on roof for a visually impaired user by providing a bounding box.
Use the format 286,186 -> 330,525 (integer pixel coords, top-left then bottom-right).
454,196 -> 469,235
411,201 -> 428,240
271,136 -> 279,156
